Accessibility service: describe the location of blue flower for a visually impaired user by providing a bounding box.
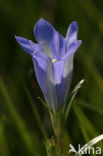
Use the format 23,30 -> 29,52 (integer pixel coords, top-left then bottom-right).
15,18 -> 82,113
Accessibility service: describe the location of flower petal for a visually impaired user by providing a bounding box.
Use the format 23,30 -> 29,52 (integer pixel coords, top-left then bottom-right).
67,40 -> 82,56
63,53 -> 74,100
53,61 -> 65,106
53,32 -> 65,60
15,36 -> 39,55
34,18 -> 65,60
66,21 -> 79,52
53,52 -> 74,106
32,52 -> 58,112
53,54 -> 73,107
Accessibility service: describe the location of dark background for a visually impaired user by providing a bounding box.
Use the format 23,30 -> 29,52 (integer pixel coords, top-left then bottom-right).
0,0 -> 103,155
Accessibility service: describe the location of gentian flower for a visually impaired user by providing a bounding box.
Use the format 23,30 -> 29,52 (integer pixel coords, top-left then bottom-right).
15,18 -> 82,113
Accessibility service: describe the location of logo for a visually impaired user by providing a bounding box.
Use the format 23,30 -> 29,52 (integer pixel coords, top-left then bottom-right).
68,144 -> 102,155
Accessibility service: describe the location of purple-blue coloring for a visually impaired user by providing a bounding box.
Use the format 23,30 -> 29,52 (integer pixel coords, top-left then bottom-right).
15,18 -> 82,113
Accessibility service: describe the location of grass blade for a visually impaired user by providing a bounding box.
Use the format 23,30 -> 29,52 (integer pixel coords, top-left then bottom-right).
23,84 -> 47,138
0,76 -> 36,155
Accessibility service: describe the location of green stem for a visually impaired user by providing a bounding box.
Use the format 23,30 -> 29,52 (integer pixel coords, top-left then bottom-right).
51,113 -> 64,156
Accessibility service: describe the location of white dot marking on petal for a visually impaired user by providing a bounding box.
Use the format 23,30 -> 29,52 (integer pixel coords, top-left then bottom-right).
52,59 -> 57,63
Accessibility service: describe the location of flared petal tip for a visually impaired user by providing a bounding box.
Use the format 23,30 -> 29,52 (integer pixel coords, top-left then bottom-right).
15,35 -> 27,44
15,35 -> 19,42
34,18 -> 47,28
67,21 -> 78,38
37,18 -> 45,23
33,18 -> 46,35
34,18 -> 54,43
78,40 -> 82,46
70,21 -> 78,31
15,35 -> 38,55
15,35 -> 20,40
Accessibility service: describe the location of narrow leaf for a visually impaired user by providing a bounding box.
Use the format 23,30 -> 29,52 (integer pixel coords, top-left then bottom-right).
65,79 -> 85,120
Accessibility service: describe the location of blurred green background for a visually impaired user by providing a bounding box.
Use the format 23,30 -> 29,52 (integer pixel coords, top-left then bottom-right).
0,0 -> 103,155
